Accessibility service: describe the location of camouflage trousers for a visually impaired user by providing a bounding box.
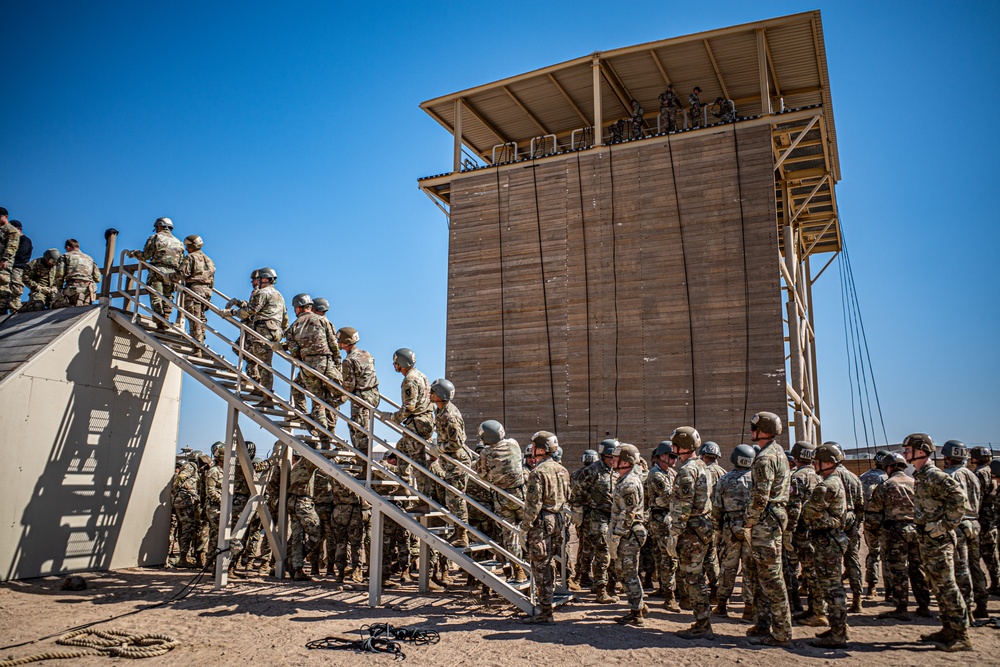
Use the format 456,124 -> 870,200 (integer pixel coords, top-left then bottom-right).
718,524 -> 756,606
395,417 -> 434,500
299,354 -> 343,432
793,531 -> 824,613
173,496 -> 200,558
315,501 -> 334,565
146,267 -> 177,321
843,524 -> 863,595
813,531 -> 848,636
229,494 -> 251,563
346,389 -> 379,460
289,495 -> 321,569
526,511 -> 566,608
705,529 -> 720,591
749,510 -> 791,642
184,284 -> 212,344
332,503 -> 366,571
677,515 -> 713,622
439,454 -> 470,525
954,519 -> 987,608
245,322 -> 280,391
659,107 -> 680,132
382,514 -> 411,578
0,266 -> 22,313
982,526 -> 1000,588
689,105 -> 702,129
204,504 -> 221,560
20,287 -> 57,312
647,514 -> 677,596
917,531 -> 968,633
52,282 -> 94,308
880,522 -> 930,609
493,489 -> 524,561
581,510 -> 612,587
863,523 -> 881,587
614,525 -> 647,610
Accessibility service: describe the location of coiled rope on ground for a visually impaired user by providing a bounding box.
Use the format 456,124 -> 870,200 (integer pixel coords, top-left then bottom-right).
306,623 -> 441,661
0,628 -> 179,666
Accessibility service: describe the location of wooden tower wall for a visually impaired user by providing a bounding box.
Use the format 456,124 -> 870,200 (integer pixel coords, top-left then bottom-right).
445,124 -> 786,463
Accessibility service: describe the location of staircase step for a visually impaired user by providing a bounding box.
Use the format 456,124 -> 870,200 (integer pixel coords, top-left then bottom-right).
464,543 -> 495,553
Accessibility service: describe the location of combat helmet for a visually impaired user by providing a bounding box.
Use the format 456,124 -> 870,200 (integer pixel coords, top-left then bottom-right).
430,378 -> 455,401
184,234 -> 203,250
479,420 -> 505,445
337,326 -> 359,345
731,444 -> 755,469
669,426 -> 701,452
750,411 -> 783,436
970,446 -> 993,464
532,430 -> 560,454
211,441 -> 225,459
652,441 -> 673,459
790,441 -> 816,462
312,297 -> 330,314
393,348 -> 416,368
154,217 -> 173,230
614,443 -> 641,466
292,293 -> 313,309
815,441 -> 845,464
902,433 -> 935,455
256,266 -> 278,283
43,248 -> 62,263
599,438 -> 619,457
700,441 -> 722,459
941,440 -> 968,461
582,449 -> 599,464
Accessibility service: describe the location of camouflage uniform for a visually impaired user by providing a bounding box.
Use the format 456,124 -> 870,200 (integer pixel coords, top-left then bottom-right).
658,89 -> 683,132
240,283 -> 287,391
859,467 -> 888,592
203,461 -> 223,558
288,457 -> 321,570
712,467 -> 755,608
522,456 -> 571,611
20,257 -> 60,312
914,461 -> 969,638
285,310 -> 341,431
867,470 -> 930,611
644,462 -> 677,601
611,465 -> 647,611
713,99 -> 736,122
830,464 -> 864,599
52,248 -> 100,308
434,400 -> 471,526
377,460 -> 411,580
570,459 -> 618,590
787,462 -> 822,614
688,91 -> 702,129
178,248 -> 215,343
341,346 -> 380,455
669,457 -> 713,625
136,230 -> 184,321
0,221 -> 18,298
745,440 -> 792,642
703,460 -> 726,594
975,462 -> 1000,590
628,99 -> 644,140
171,460 -> 202,561
313,472 -> 335,573
945,462 -> 986,612
478,437 -> 525,562
331,476 -> 366,577
259,455 -> 288,569
385,368 -> 435,497
802,472 -> 848,641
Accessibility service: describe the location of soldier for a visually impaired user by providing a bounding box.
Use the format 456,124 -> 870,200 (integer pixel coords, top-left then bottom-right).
786,441 -> 824,627
378,348 -> 435,507
825,442 -> 865,612
628,98 -> 644,140
521,430 -> 571,624
171,450 -> 203,567
0,208 -> 18,305
700,441 -> 725,601
668,426 -> 714,639
127,217 -> 184,329
570,438 -> 620,604
331,472 -> 366,583
941,440 -> 987,618
258,441 -> 288,576
377,453 -> 412,589
688,86 -> 703,129
312,470 -> 334,577
1,220 -> 31,313
227,266 -> 287,401
712,444 -> 756,618
287,452 -> 322,581
860,451 -> 890,599
177,235 -> 215,349
52,239 -> 101,308
711,97 -> 737,123
609,443 -> 648,625
743,411 -> 792,647
203,443 -> 225,567
802,442 -> 850,649
971,446 -> 1000,594
20,248 -> 61,312
658,84 -> 684,132
903,432 -> 972,652
477,420 -> 527,583
429,378 -> 472,547
338,327 -> 380,459
869,452 -> 931,620
645,442 -> 679,610
226,440 -> 267,576
284,294 -> 340,438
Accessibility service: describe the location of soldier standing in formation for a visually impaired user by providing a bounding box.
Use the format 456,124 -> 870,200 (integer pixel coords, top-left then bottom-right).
712,444 -> 756,618
203,443 -> 225,567
429,378 -> 471,548
177,234 -> 215,350
829,448 -> 865,612
52,239 -> 101,307
338,326 -> 380,458
284,294 -> 340,440
941,440 -> 988,618
859,450 -> 889,599
570,438 -> 619,604
970,446 -> 1000,594
688,86 -> 703,129
171,450 -> 203,568
610,443 -> 648,626
786,441 -> 823,626
521,431 -> 570,624
569,449 -> 599,589
644,441 -> 679,611
700,441 -> 725,602
287,452 -> 322,581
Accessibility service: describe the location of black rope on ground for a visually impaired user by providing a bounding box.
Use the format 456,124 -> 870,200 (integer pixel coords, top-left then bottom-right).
306,623 -> 441,661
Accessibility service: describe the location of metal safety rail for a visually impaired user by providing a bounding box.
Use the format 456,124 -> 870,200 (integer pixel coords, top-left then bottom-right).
109,254 -> 573,614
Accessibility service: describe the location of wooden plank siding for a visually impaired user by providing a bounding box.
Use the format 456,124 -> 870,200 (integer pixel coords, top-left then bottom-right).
446,125 -> 786,465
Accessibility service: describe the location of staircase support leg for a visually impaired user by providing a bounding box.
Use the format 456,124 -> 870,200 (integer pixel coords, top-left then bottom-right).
418,515 -> 431,594
368,507 -> 385,607
214,406 -> 238,589
276,443 -> 290,580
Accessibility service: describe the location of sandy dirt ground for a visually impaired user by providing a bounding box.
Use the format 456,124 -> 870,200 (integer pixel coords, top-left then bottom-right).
2,567 -> 999,666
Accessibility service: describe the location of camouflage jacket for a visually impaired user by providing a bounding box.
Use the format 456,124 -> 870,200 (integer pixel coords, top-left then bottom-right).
286,311 -> 338,359
975,464 -> 998,526
688,92 -> 702,110
668,457 -> 711,531
342,348 -> 379,404
745,440 -> 790,526
172,461 -> 201,501
711,467 -> 753,530
139,230 -> 184,269
477,437 -> 525,491
831,465 -> 864,517
434,401 -> 468,456
332,476 -> 362,506
611,467 -> 645,536
570,459 -> 618,516
203,465 -> 223,506
22,257 -> 59,292
945,463 -> 981,520
705,461 -> 727,489
658,90 -> 683,110
913,462 -> 966,532
787,464 -> 820,531
263,459 -> 290,503
521,457 -> 570,530
233,458 -> 269,497
0,222 -> 17,265
860,468 -> 888,508
314,472 -> 334,505
288,458 -> 317,497
389,368 -> 433,425
179,249 -> 215,286
802,473 -> 847,531
866,470 -> 916,524
244,284 -> 287,332
55,249 -> 101,285
644,463 -> 675,515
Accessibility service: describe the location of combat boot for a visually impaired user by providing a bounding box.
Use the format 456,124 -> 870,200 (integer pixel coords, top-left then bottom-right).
797,613 -> 829,627
292,567 -> 312,581
919,627 -> 954,644
809,633 -> 848,649
524,605 -> 554,624
750,635 -> 792,647
580,573 -> 595,589
711,601 -> 728,617
790,590 -> 804,614
450,527 -> 469,548
510,564 -> 528,583
915,604 -> 932,617
567,577 -> 582,592
876,605 -> 910,621
941,629 -> 973,652
849,593 -> 862,613
676,620 -> 714,640
741,604 -> 755,621
663,592 -> 681,612
350,566 -> 364,584
438,568 -> 454,586
593,584 -> 619,604
615,608 -> 645,626
973,601 -> 989,619
745,624 -> 770,637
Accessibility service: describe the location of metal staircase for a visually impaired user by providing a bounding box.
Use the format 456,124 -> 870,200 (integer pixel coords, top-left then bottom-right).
108,254 -> 570,614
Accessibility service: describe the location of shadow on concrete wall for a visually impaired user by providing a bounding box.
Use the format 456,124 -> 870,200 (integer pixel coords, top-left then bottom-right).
5,320 -> 169,580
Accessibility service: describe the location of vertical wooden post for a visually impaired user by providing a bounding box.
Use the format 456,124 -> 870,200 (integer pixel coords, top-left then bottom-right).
369,507 -> 385,607
453,98 -> 463,172
100,228 -> 118,299
756,29 -> 771,116
592,57 -> 602,144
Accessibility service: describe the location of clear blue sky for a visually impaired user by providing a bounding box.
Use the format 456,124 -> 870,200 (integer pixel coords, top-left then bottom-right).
2,1 -> 997,452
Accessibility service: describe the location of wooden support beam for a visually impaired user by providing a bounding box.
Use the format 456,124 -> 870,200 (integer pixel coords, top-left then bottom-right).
802,217 -> 837,258
592,58 -> 603,140
649,49 -> 672,86
453,98 -> 463,173
424,104 -> 486,162
599,59 -> 635,116
763,32 -> 782,99
756,28 -> 771,115
703,39 -> 730,100
548,73 -> 590,126
461,98 -> 508,146
790,173 -> 829,223
503,85 -> 550,135
774,115 -> 819,171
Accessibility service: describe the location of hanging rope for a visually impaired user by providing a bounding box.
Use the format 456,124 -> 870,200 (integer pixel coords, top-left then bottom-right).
730,120 -> 753,441
575,151 -> 594,443
606,145 -> 621,433
0,629 -> 179,666
839,254 -> 863,452
495,165 -> 507,425
530,156 -> 559,432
